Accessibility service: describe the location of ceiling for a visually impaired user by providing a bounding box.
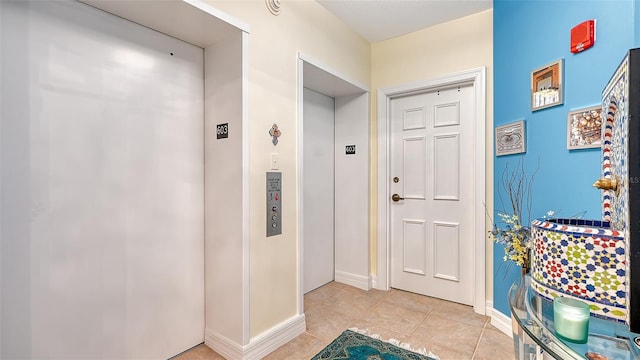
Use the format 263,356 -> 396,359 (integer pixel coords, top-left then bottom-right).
315,0 -> 492,43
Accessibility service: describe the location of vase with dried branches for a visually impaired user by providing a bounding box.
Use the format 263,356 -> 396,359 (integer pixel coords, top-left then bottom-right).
489,158 -> 543,357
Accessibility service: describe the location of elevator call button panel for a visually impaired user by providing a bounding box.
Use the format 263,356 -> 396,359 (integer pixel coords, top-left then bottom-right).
267,172 -> 282,237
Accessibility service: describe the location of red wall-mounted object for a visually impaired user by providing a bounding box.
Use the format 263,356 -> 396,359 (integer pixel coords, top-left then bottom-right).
571,20 -> 595,53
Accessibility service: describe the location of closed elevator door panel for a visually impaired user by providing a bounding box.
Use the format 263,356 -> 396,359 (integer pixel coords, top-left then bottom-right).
1,1 -> 204,359
303,88 -> 335,293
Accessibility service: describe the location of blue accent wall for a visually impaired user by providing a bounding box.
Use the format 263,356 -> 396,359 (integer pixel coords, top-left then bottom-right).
493,0 -> 636,316
636,0 -> 640,46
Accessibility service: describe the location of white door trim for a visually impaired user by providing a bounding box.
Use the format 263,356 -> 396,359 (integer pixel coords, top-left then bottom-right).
376,67 -> 486,315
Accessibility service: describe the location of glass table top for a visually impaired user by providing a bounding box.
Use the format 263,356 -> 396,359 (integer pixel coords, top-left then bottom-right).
508,275 -> 640,359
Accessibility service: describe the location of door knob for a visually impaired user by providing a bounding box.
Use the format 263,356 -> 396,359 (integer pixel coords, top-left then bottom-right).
392,194 -> 404,202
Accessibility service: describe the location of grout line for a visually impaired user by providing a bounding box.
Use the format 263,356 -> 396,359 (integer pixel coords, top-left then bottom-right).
406,311 -> 429,337
470,325 -> 487,360
302,331 -> 329,359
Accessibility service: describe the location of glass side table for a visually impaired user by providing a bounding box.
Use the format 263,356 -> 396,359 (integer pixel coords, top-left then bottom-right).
508,275 -> 640,359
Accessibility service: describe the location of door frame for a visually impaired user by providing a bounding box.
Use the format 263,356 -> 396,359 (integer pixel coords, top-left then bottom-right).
296,53 -> 369,313
376,67 -> 486,315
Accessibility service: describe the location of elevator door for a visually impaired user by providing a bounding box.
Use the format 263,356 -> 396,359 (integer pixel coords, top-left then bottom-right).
1,1 -> 204,358
303,88 -> 335,293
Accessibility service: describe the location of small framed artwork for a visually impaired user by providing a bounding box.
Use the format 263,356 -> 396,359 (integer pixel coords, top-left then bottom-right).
567,105 -> 602,149
496,120 -> 526,156
531,59 -> 564,111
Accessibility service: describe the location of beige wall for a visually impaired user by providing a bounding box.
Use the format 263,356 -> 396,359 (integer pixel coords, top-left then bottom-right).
205,0 -> 370,338
370,9 -> 494,300
202,0 -> 494,339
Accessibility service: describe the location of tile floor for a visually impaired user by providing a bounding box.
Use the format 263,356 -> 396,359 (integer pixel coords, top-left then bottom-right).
173,281 -> 515,360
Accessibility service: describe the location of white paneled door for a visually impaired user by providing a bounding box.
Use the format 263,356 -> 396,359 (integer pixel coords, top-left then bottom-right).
390,85 -> 475,305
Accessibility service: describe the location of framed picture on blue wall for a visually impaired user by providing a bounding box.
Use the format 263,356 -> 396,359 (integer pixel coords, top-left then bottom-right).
567,105 -> 602,149
495,120 -> 526,156
531,59 -> 564,111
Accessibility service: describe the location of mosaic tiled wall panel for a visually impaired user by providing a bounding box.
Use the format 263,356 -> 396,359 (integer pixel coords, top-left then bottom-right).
600,50 -> 639,329
531,219 -> 627,322
601,56 -> 629,235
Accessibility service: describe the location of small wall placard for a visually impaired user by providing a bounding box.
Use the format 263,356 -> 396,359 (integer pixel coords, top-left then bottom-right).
345,145 -> 356,155
496,120 -> 526,156
216,123 -> 229,139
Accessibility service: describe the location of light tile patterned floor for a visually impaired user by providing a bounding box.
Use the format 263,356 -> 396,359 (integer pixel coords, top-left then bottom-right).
173,281 -> 515,360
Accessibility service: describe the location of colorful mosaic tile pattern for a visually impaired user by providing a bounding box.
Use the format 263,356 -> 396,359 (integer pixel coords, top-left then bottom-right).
531,219 -> 627,322
602,56 -> 631,325
601,99 -> 614,222
602,59 -> 629,233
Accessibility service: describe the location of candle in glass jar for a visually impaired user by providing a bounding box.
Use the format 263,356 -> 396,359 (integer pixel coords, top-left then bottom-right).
553,296 -> 590,343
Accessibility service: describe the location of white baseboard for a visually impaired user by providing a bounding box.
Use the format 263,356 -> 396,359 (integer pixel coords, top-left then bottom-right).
205,314 -> 306,360
244,314 -> 306,359
486,301 -> 512,338
335,270 -> 371,290
205,328 -> 243,359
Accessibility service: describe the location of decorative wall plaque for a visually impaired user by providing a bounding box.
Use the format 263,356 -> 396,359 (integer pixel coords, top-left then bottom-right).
531,59 -> 564,111
269,123 -> 281,145
567,105 -> 602,149
495,120 -> 525,156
